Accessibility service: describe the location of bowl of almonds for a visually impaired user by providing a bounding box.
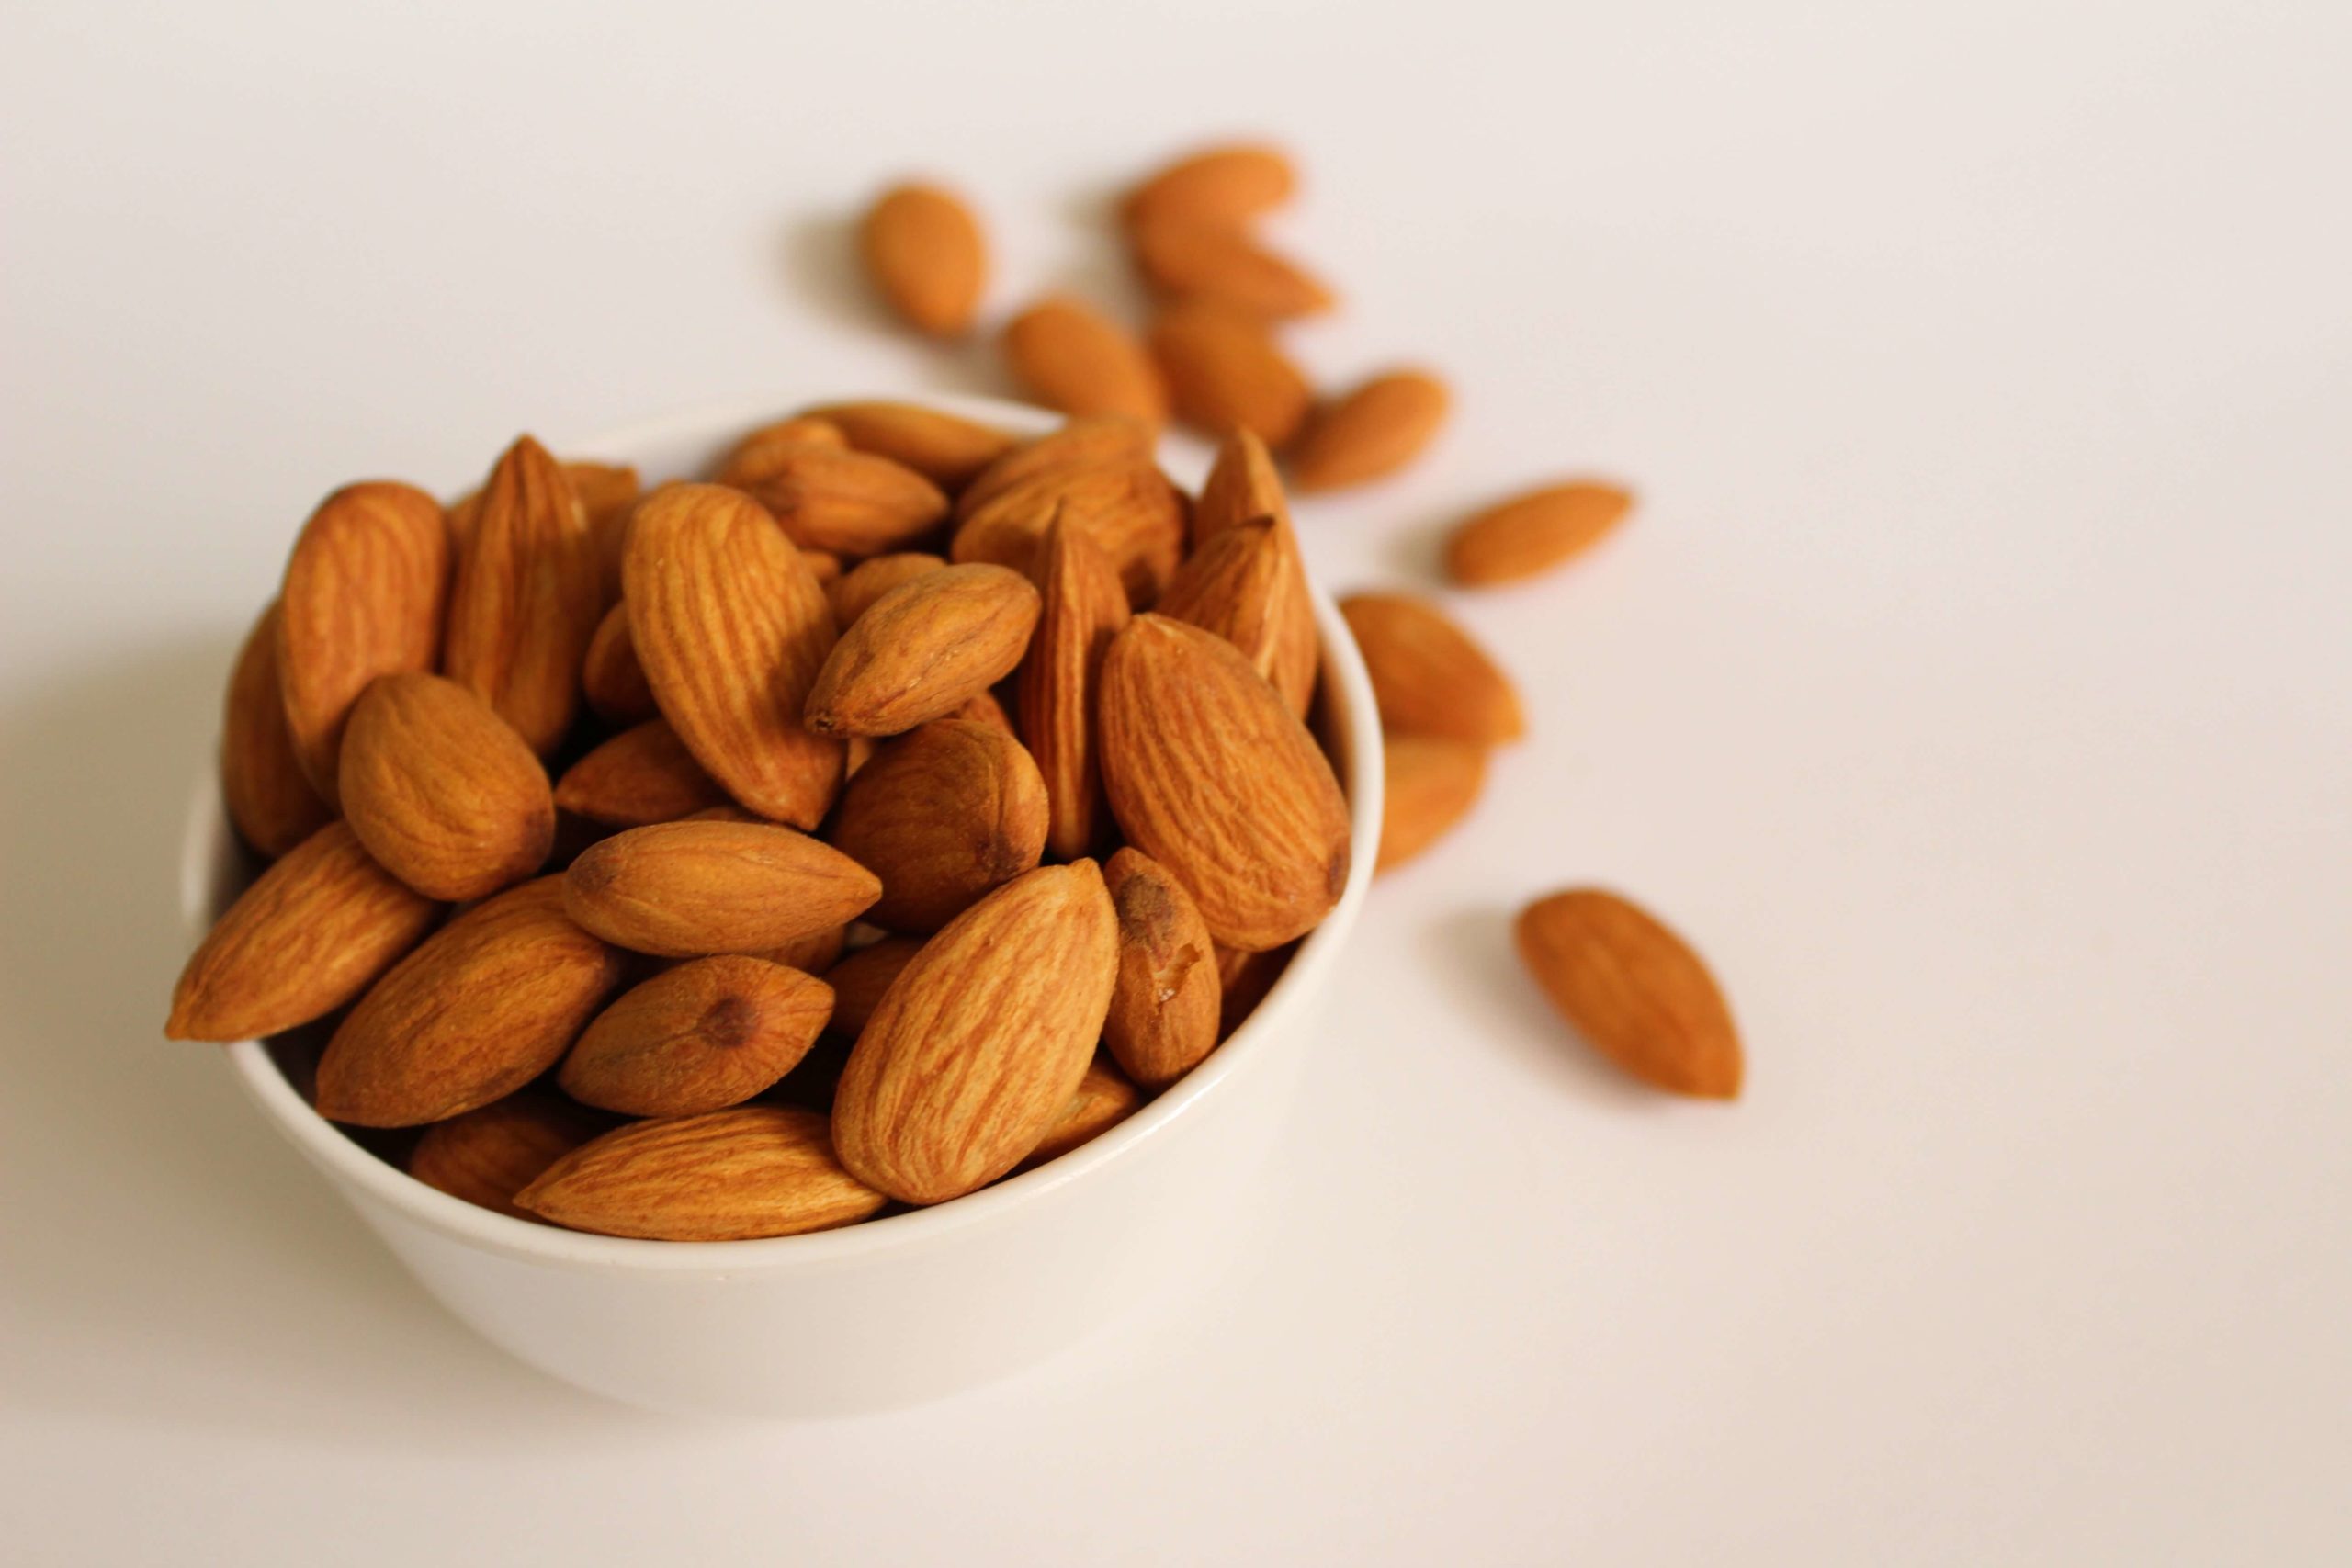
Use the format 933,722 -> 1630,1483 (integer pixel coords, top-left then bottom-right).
171,394 -> 1382,1416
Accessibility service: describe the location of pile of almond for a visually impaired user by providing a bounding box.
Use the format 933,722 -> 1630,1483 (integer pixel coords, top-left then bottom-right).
171,409 -> 1354,1239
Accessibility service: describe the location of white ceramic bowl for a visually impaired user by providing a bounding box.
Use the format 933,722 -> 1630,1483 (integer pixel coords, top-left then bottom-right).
179,396 -> 1383,1418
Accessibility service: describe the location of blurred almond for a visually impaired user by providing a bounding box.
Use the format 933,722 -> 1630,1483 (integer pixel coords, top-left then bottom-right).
801,401 -> 1016,489
1129,213 -> 1334,320
1018,1055 -> 1143,1170
821,933 -> 924,1039
443,435 -> 601,755
570,460 -> 641,605
1515,889 -> 1741,1099
1102,847 -> 1219,1089
560,955 -> 834,1117
1123,142 -> 1295,231
722,443 -> 950,557
563,818 -> 880,958
859,182 -> 986,336
518,1105 -> 886,1240
339,671 -> 555,900
1447,481 -> 1634,586
1002,296 -> 1170,424
580,602 -> 658,726
1290,369 -> 1451,491
1017,515 -> 1129,860
717,417 -> 848,486
829,719 -> 1048,932
1340,592 -> 1525,744
956,416 -> 1152,520
220,601 -> 332,857
804,563 -> 1040,738
1377,735 -> 1487,873
829,551 -> 945,629
951,460 -> 1186,605
553,719 -> 728,828
1148,302 -> 1313,448
408,1091 -> 605,1221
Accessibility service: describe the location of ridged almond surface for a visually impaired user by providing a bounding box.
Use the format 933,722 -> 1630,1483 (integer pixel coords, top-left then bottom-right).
277,480 -> 449,806
956,417 -> 1153,519
722,442 -> 950,556
803,563 -> 1040,738
829,719 -> 1048,932
1002,296 -> 1170,424
562,818 -> 880,957
1156,520 -> 1293,691
1377,735 -> 1487,873
821,933 -> 923,1039
832,862 -> 1117,1204
1099,615 -> 1351,951
859,182 -> 986,336
314,878 -> 626,1126
1129,214 -> 1334,320
950,461 -> 1186,605
560,955 -> 834,1117
830,551 -> 946,629
1102,847 -> 1220,1089
1018,1055 -> 1143,1170
1515,889 -> 1742,1099
1197,428 -> 1317,716
519,1105 -> 886,1240
166,821 -> 440,1043
553,719 -> 729,828
800,401 -> 1016,489
1339,592 -> 1525,745
339,671 -> 555,900
408,1091 -> 605,1221
443,435 -> 601,754
1123,142 -> 1296,231
220,601 -> 332,857
1290,369 -> 1451,491
580,602 -> 658,725
1148,302 -> 1313,448
624,483 -> 844,828
1017,515 -> 1129,860
1446,481 -> 1635,586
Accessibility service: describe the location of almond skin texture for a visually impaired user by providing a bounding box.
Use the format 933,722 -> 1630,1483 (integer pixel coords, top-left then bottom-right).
1290,369 -> 1452,491
1377,735 -> 1487,873
1155,519 -> 1293,693
408,1092 -> 605,1221
1018,515 -> 1130,860
1197,428 -> 1317,716
1018,1055 -> 1143,1170
956,417 -> 1153,520
1515,890 -> 1742,1098
832,862 -> 1118,1205
830,551 -> 946,629
1148,302 -> 1313,448
553,719 -> 729,828
1339,592 -> 1526,744
166,821 -> 440,1042
1447,481 -> 1635,586
562,818 -> 880,958
443,435 -> 601,755
1102,848 -> 1221,1089
829,719 -> 1049,932
315,877 -> 627,1126
518,1105 -> 886,1241
821,934 -> 924,1039
1128,214 -> 1335,320
723,443 -> 951,557
581,602 -> 659,726
860,182 -> 986,336
1002,296 -> 1170,424
221,601 -> 332,857
560,955 -> 834,1117
277,480 -> 449,806
338,672 -> 555,900
804,563 -> 1041,738
1100,615 -> 1351,951
1124,142 -> 1296,231
950,461 -> 1186,606
800,401 -> 1016,490
624,483 -> 844,828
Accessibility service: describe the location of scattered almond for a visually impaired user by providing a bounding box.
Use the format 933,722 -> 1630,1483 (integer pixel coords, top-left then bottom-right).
1339,592 -> 1525,744
1447,481 -> 1634,586
1002,296 -> 1170,424
859,182 -> 987,337
1123,142 -> 1296,231
1515,890 -> 1741,1099
1128,213 -> 1334,320
1377,735 -> 1487,873
1148,301 -> 1314,448
1290,369 -> 1450,491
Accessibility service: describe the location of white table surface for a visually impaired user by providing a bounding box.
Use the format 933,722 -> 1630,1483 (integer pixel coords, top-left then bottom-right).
4,2 -> 2346,1562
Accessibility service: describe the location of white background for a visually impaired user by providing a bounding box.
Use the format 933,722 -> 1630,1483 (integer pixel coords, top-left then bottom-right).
4,1 -> 2347,1562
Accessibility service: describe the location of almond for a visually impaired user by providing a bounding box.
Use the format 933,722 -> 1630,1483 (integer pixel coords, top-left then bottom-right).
1214,940 -> 1295,1037
1515,890 -> 1741,1098
803,549 -> 844,586
314,877 -> 626,1125
956,416 -> 1153,519
859,182 -> 986,336
580,601 -> 658,725
832,862 -> 1117,1204
1017,514 -> 1129,860
624,483 -> 844,828
821,933 -> 924,1039
166,821 -> 440,1042
716,417 -> 849,487
570,460 -> 641,605
1148,301 -> 1313,448
338,671 -> 555,900
553,719 -> 728,828
829,551 -> 945,629
408,1091 -> 606,1221
799,401 -> 1016,490
1018,1055 -> 1143,1170
829,719 -> 1048,932
722,443 -> 951,556
1123,142 -> 1296,231
1002,296 -> 1170,424
1377,735 -> 1487,873
1099,615 -> 1350,951
764,923 -> 847,974
562,818 -> 880,957
560,955 -> 834,1117
1290,368 -> 1451,491
1446,481 -> 1634,586
1197,428 -> 1318,716
220,601 -> 332,857
516,1105 -> 886,1241
1155,519 -> 1292,692
1339,592 -> 1525,744
950,461 -> 1186,606
277,480 -> 449,805
443,435 -> 601,755
1102,848 -> 1220,1089
1128,213 -> 1334,320
803,562 -> 1040,738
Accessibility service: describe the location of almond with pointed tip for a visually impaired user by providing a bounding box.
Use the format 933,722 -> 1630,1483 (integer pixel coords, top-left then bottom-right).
829,551 -> 945,629
1377,735 -> 1487,873
562,818 -> 879,958
277,480 -> 449,806
408,1091 -> 606,1221
832,862 -> 1117,1204
221,601 -> 332,857
799,401 -> 1016,489
804,563 -> 1040,738
1515,890 -> 1741,1098
821,933 -> 924,1039
1447,481 -> 1635,586
1339,592 -> 1525,744
339,671 -> 555,900
1123,142 -> 1296,231
1155,519 -> 1293,691
829,719 -> 1048,932
1197,428 -> 1318,716
443,435 -> 601,754
519,1105 -> 885,1240
1002,296 -> 1170,424
580,602 -> 658,726
956,417 -> 1153,520
1017,515 -> 1129,861
859,182 -> 986,336
950,461 -> 1185,605
560,955 -> 834,1117
1018,1055 -> 1143,1170
166,821 -> 440,1043
553,719 -> 728,828
624,483 -> 844,828
1148,302 -> 1313,448
1102,848 -> 1220,1089
1128,214 -> 1334,320
722,443 -> 950,556
1100,615 -> 1351,951
1290,369 -> 1451,491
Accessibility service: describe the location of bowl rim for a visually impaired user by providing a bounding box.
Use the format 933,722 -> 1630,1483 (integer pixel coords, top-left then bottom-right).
196,392 -> 1385,1275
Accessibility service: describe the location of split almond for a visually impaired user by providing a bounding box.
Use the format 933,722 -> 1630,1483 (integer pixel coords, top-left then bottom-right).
723,442 -> 950,556
560,955 -> 834,1117
1018,1055 -> 1143,1170
829,551 -> 945,629
518,1105 -> 887,1241
408,1091 -> 605,1221
1129,214 -> 1334,320
859,182 -> 986,337
803,562 -> 1040,738
1002,296 -> 1170,424
1017,514 -> 1129,860
1515,890 -> 1741,1098
1102,848 -> 1220,1089
1148,301 -> 1313,448
553,719 -> 729,828
339,671 -> 556,900
828,719 -> 1048,932
1123,142 -> 1296,231
1290,369 -> 1450,491
221,601 -> 332,858
580,602 -> 658,726
801,401 -> 1016,490
1377,735 -> 1487,873
564,818 -> 880,958
1446,481 -> 1634,586
1339,592 -> 1525,744
443,435 -> 602,755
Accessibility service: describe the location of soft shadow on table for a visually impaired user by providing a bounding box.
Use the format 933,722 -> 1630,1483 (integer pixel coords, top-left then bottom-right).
775,211 -> 1007,400
1420,904 -> 1665,1108
0,633 -> 667,1445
